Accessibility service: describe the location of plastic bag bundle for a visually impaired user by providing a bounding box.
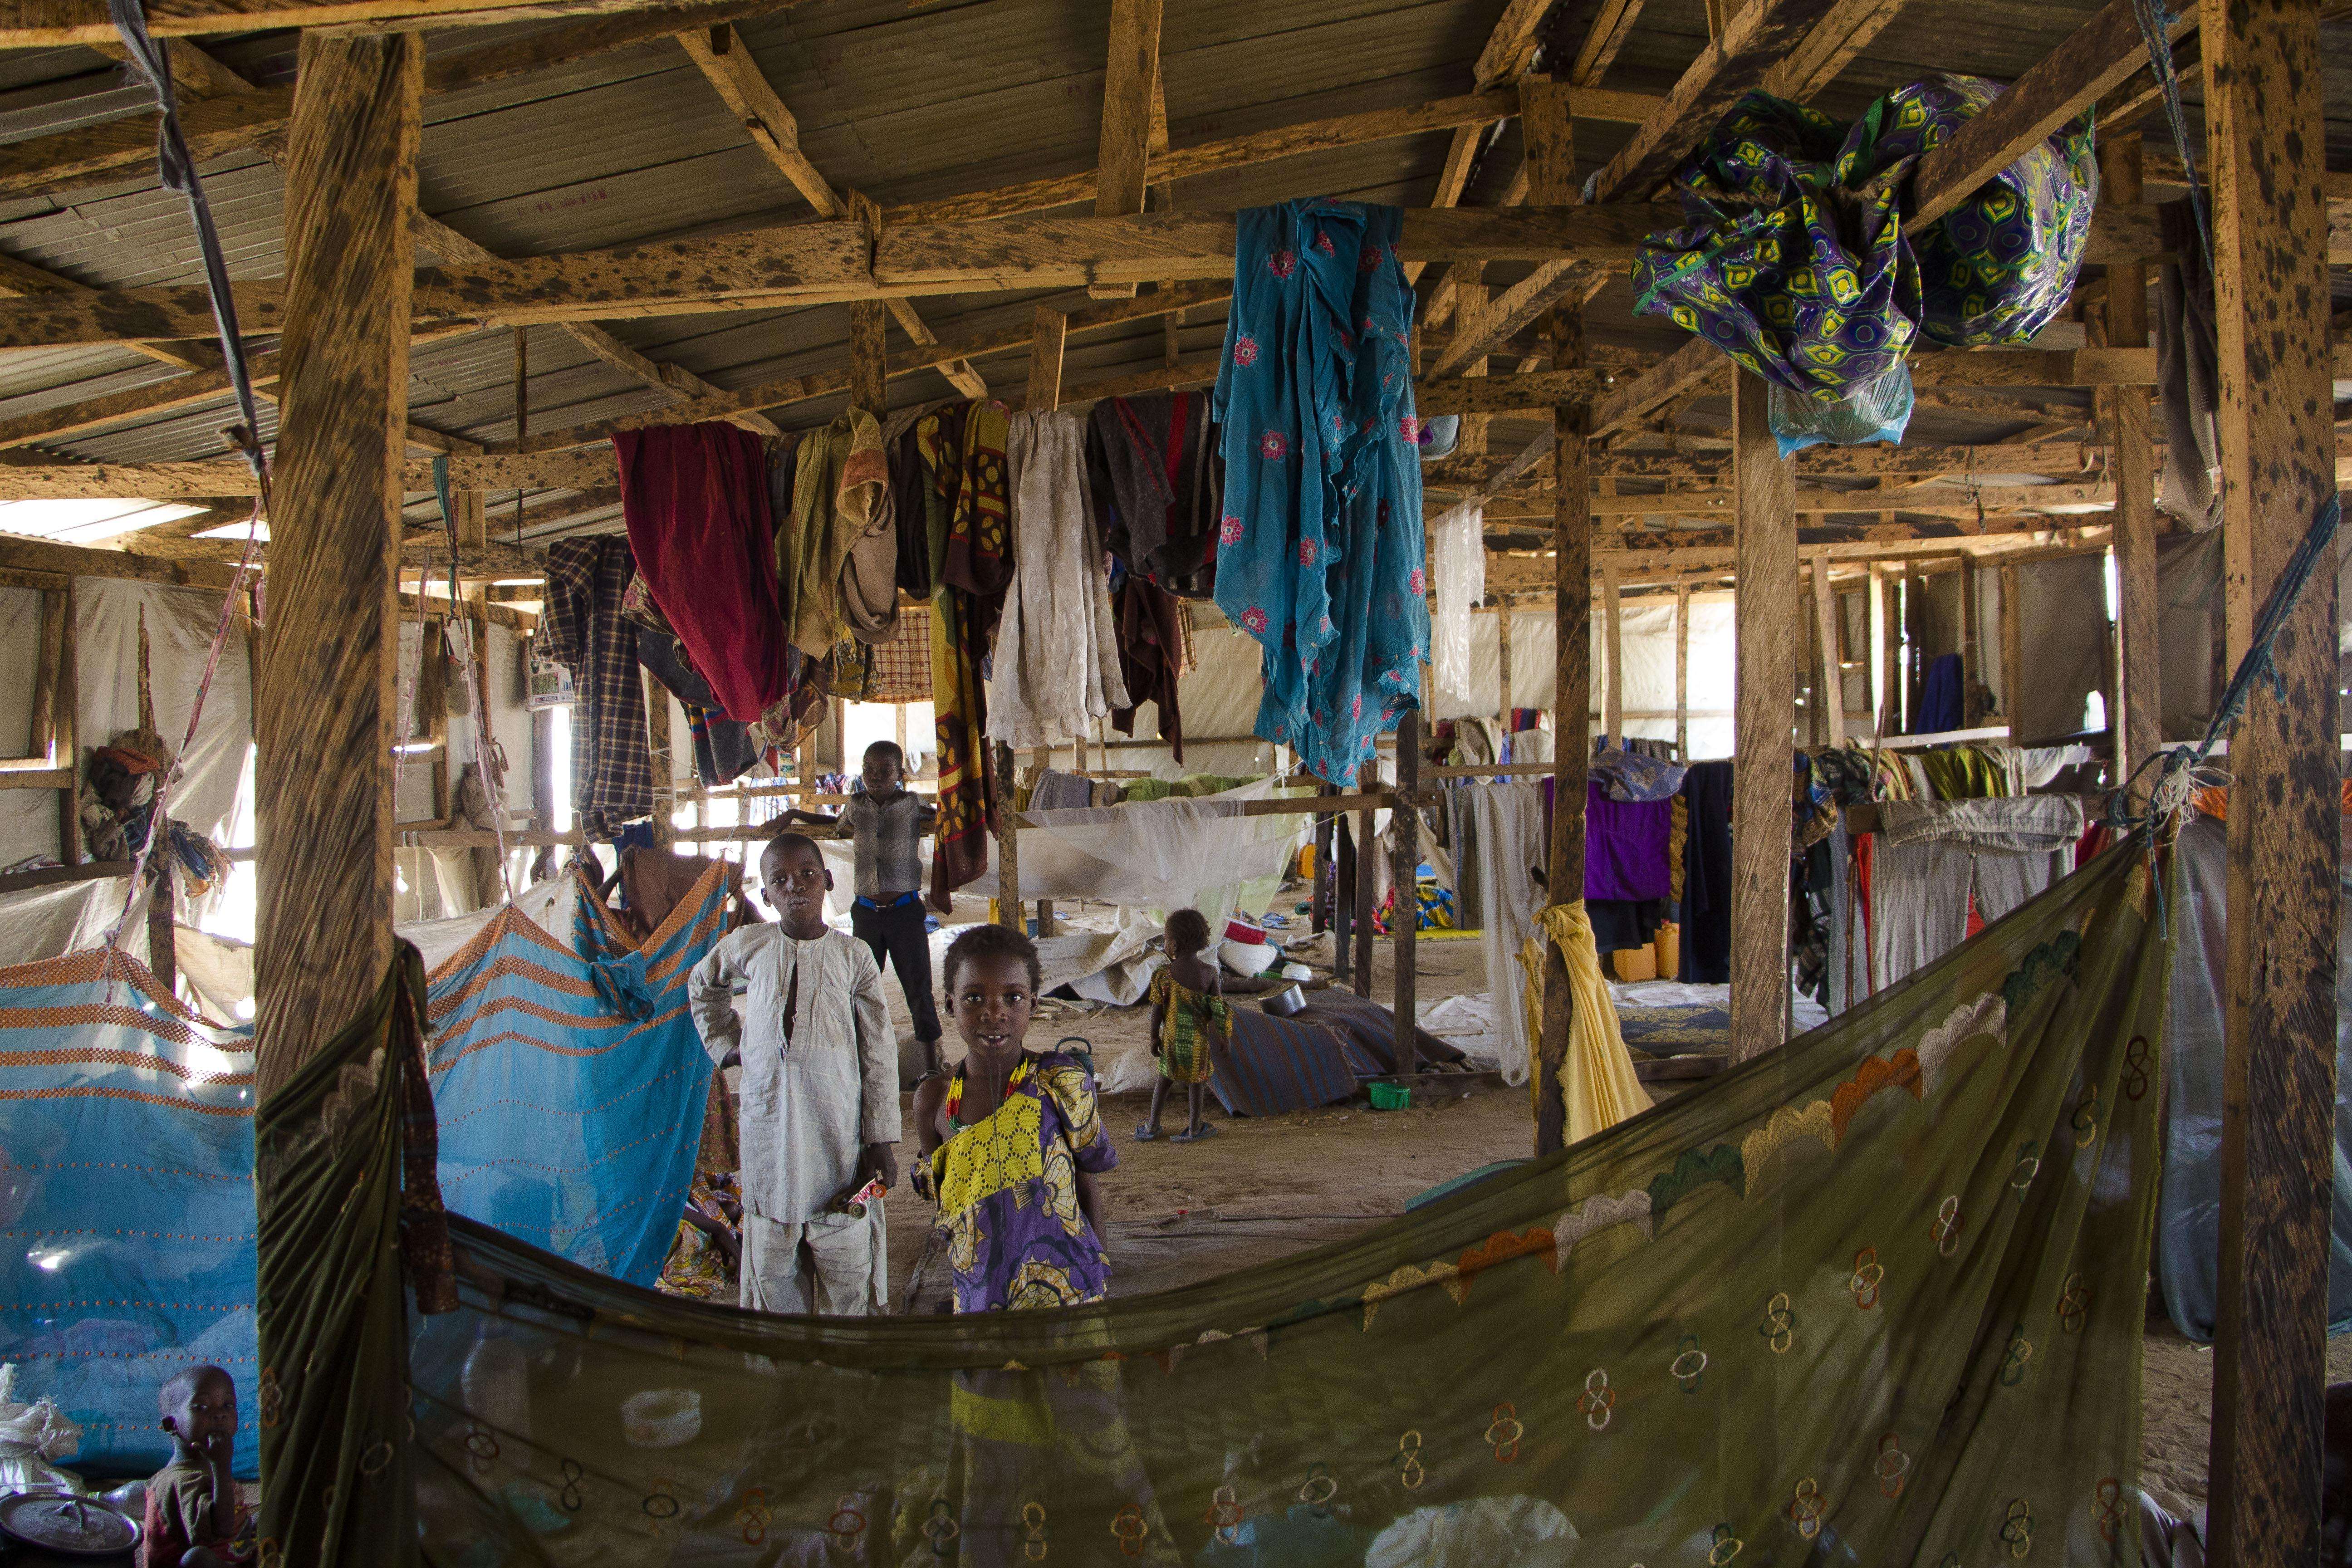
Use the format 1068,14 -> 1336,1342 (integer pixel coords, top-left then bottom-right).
1769,358 -> 1916,458
1430,501 -> 1485,719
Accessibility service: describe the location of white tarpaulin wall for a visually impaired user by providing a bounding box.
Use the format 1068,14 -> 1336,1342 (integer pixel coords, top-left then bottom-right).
1095,616 -> 1283,779
0,578 -> 254,970
1451,598 -> 1737,759
985,776 -> 1309,938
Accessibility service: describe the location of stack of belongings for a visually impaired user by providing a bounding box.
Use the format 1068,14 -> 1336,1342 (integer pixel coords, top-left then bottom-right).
1633,75 -> 2096,453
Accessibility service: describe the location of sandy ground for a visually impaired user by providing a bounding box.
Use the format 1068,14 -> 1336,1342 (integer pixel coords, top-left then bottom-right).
853,883 -> 2329,1518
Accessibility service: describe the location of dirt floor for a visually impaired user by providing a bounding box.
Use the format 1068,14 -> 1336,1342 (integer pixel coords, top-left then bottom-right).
863,885 -> 2334,1520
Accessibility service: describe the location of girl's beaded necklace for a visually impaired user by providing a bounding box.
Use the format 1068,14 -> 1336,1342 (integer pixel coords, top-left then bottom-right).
945,1054 -> 1032,1134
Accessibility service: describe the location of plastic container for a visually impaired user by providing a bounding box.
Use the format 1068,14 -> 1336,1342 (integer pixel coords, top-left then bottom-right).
1652,922 -> 1681,979
1368,1082 -> 1411,1112
1612,945 -> 1658,982
620,1389 -> 702,1449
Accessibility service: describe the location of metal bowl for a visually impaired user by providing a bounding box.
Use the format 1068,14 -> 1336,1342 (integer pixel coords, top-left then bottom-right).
1259,984 -> 1308,1018
0,1489 -> 143,1558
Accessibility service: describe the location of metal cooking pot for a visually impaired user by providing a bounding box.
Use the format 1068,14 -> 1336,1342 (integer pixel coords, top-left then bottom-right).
1260,984 -> 1308,1018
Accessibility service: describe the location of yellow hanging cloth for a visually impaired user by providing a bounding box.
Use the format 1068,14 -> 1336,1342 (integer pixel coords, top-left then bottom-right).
1518,900 -> 1650,1144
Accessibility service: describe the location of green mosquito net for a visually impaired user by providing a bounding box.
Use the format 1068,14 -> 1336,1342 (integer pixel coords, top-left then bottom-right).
257,840 -> 2171,1568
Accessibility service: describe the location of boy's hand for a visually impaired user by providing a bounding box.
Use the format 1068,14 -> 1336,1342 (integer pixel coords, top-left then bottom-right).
857,1142 -> 899,1191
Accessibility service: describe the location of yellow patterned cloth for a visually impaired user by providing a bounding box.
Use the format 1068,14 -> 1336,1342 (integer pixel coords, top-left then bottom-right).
1147,969 -> 1227,1085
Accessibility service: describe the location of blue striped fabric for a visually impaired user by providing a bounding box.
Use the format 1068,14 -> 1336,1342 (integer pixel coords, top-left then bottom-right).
424,863 -> 732,1288
0,950 -> 258,1475
0,862 -> 736,1474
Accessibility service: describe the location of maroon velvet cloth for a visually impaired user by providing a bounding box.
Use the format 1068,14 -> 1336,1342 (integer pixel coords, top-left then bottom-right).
614,425 -> 789,723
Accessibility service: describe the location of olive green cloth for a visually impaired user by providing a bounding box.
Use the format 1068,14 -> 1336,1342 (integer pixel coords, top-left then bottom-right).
255,944 -> 449,1568
377,847 -> 2166,1564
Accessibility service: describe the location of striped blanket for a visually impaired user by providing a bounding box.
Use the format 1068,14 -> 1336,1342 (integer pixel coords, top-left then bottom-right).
0,861 -> 738,1474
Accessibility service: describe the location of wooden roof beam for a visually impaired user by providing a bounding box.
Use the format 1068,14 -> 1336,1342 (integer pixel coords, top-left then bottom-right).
0,0 -> 774,47
0,200 -> 2163,350
500,278 -> 1228,454
412,207 -> 780,437
673,21 -> 985,397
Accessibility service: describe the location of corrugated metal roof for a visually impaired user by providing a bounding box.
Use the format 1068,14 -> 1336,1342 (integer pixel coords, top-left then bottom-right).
0,0 -> 2333,527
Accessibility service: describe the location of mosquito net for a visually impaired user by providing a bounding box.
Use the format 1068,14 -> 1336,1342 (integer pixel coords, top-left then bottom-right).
253,839 -> 2170,1565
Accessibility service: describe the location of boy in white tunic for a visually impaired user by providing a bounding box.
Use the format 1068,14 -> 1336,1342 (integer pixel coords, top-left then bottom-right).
688,831 -> 900,1314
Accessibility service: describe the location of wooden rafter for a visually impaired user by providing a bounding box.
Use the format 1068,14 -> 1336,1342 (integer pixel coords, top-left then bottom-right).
1088,0 -> 1163,300
0,201 -> 2161,353
0,0 -> 793,201
412,208 -> 777,437
673,21 -> 986,397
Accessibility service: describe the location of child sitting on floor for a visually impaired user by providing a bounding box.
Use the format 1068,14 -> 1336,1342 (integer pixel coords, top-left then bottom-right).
144,1364 -> 253,1568
1138,908 -> 1229,1144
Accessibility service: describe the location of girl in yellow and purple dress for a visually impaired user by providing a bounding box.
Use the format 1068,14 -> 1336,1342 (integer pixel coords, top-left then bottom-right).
912,923 -> 1117,1312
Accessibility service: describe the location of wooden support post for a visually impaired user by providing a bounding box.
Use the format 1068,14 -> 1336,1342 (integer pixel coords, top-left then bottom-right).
1729,369 -> 1795,1062
255,31 -> 421,1101
2102,131 -> 2161,775
1812,562 -> 1845,745
2000,563 -> 2023,739
643,670 -> 673,843
1030,744 -> 1054,935
1313,779 -> 1335,937
1026,307 -> 1067,412
848,297 -> 888,418
1600,560 -> 1623,746
1353,762 -> 1377,998
1088,0 -> 1162,299
252,34 -> 421,1556
146,866 -> 176,994
1535,304 -> 1592,1156
993,739 -> 1022,932
1873,564 -> 1901,735
1333,791 -> 1355,978
1392,709 -> 1420,1077
2202,0 -> 2342,1558
1673,583 -> 1690,760
1526,72 -> 1588,1152
54,585 -> 77,864
1495,593 -> 1514,725
531,702 -> 555,832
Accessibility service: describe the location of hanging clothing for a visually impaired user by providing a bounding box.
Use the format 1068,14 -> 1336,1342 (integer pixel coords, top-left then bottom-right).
1584,783 -> 1672,903
1590,742 -> 1687,804
1212,197 -> 1429,785
1913,745 -> 2005,800
1110,574 -> 1186,760
927,1052 -> 1117,1313
1677,760 -> 1734,984
1916,652 -> 1965,734
987,410 -> 1132,748
925,402 -> 1012,909
782,408 -> 887,659
1428,501 -> 1484,719
885,403 -> 944,600
637,626 -> 755,787
612,423 -> 790,724
541,536 -> 653,840
2154,198 -> 2224,531
1086,389 -> 1223,597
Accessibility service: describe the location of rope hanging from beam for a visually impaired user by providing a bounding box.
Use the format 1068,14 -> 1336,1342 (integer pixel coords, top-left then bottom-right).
94,0 -> 274,994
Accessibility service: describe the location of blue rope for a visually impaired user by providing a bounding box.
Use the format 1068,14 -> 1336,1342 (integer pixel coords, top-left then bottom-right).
107,0 -> 266,480
2127,0 -> 2212,264
2109,492 -> 2342,831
